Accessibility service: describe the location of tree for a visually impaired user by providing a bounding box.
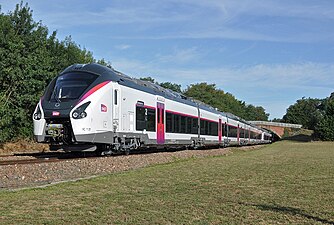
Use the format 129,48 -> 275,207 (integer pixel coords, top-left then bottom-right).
184,83 -> 269,121
140,77 -> 155,83
282,92 -> 334,141
314,95 -> 334,140
282,98 -> 322,129
0,2 -> 96,142
140,77 -> 182,93
159,82 -> 182,93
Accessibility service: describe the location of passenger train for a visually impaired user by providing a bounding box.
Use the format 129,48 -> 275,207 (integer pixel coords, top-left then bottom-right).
33,63 -> 272,155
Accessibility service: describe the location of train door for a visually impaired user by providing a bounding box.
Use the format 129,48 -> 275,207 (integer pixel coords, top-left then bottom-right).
237,124 -> 240,144
112,84 -> 120,132
157,102 -> 165,144
218,118 -> 222,144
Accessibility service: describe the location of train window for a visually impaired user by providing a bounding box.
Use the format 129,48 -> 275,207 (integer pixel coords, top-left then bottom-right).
192,118 -> 198,134
199,120 -> 219,136
146,108 -> 156,131
181,116 -> 186,133
165,111 -> 200,134
161,109 -> 164,124
136,106 -> 155,131
114,90 -> 118,105
200,120 -> 205,135
47,72 -> 98,102
166,113 -> 172,133
136,106 -> 146,131
211,122 -> 218,136
174,115 -> 180,133
251,131 -> 259,139
239,128 -> 244,138
205,121 -> 209,135
187,117 -> 192,134
229,126 -> 238,138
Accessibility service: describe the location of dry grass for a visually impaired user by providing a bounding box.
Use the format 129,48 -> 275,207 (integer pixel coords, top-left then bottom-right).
0,139 -> 48,155
0,140 -> 333,224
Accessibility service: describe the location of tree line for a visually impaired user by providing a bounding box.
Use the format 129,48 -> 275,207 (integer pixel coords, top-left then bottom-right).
282,93 -> 334,141
140,77 -> 269,121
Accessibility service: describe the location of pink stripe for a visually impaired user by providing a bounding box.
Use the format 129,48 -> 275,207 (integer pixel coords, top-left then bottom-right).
136,104 -> 156,110
78,81 -> 110,104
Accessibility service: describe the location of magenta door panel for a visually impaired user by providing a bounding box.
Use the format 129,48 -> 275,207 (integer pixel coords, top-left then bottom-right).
157,103 -> 165,144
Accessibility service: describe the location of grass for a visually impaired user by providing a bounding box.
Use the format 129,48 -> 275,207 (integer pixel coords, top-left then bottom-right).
1,141 -> 334,224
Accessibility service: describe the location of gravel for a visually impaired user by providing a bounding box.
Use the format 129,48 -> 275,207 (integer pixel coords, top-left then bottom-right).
0,146 -> 262,190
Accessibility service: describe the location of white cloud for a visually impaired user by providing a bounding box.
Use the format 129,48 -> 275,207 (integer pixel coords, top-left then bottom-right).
4,0 -> 331,43
115,44 -> 131,50
154,47 -> 201,64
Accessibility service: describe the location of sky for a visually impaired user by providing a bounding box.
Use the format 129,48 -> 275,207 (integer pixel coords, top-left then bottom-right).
1,0 -> 334,119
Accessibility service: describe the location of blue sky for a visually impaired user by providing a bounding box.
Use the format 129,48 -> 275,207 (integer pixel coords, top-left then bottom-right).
2,0 -> 334,119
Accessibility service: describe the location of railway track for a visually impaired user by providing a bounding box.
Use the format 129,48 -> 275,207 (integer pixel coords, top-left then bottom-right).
0,151 -> 99,166
0,146 -> 219,166
0,158 -> 61,166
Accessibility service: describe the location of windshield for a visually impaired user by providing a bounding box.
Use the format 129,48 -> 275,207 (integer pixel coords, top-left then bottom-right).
49,72 -> 98,102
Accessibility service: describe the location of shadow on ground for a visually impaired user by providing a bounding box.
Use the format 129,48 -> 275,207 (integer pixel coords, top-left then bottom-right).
240,202 -> 334,224
282,134 -> 314,142
255,204 -> 334,224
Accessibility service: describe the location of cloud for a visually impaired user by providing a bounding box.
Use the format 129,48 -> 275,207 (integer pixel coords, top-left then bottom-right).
3,0 -> 331,43
115,44 -> 131,50
154,47 -> 201,64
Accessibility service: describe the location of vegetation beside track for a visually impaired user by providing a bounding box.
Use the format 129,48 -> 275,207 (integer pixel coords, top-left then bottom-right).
0,140 -> 333,224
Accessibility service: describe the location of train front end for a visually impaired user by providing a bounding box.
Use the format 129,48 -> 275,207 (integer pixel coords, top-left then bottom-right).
33,64 -> 112,151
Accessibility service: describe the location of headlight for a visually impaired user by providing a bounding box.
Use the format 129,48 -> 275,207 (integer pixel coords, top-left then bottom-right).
80,112 -> 87,118
72,101 -> 90,119
72,111 -> 79,119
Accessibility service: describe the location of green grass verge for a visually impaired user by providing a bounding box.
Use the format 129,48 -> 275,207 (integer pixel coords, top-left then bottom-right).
1,141 -> 333,224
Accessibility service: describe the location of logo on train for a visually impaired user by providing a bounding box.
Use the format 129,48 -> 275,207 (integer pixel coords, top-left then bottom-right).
52,111 -> 60,116
101,104 -> 107,112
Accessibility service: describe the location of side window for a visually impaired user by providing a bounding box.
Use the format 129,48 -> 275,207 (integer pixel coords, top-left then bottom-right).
174,115 -> 180,133
114,90 -> 118,105
192,118 -> 198,134
146,108 -> 156,131
165,112 -> 199,134
136,106 -> 146,131
166,112 -> 172,133
211,122 -> 218,136
181,116 -> 186,133
136,106 -> 156,131
187,117 -> 192,134
229,126 -> 238,137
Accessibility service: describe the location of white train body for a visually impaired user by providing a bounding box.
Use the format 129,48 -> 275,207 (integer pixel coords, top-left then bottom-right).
33,64 -> 271,153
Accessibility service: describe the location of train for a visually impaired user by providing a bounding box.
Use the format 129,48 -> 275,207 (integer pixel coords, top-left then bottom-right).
33,63 -> 272,155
